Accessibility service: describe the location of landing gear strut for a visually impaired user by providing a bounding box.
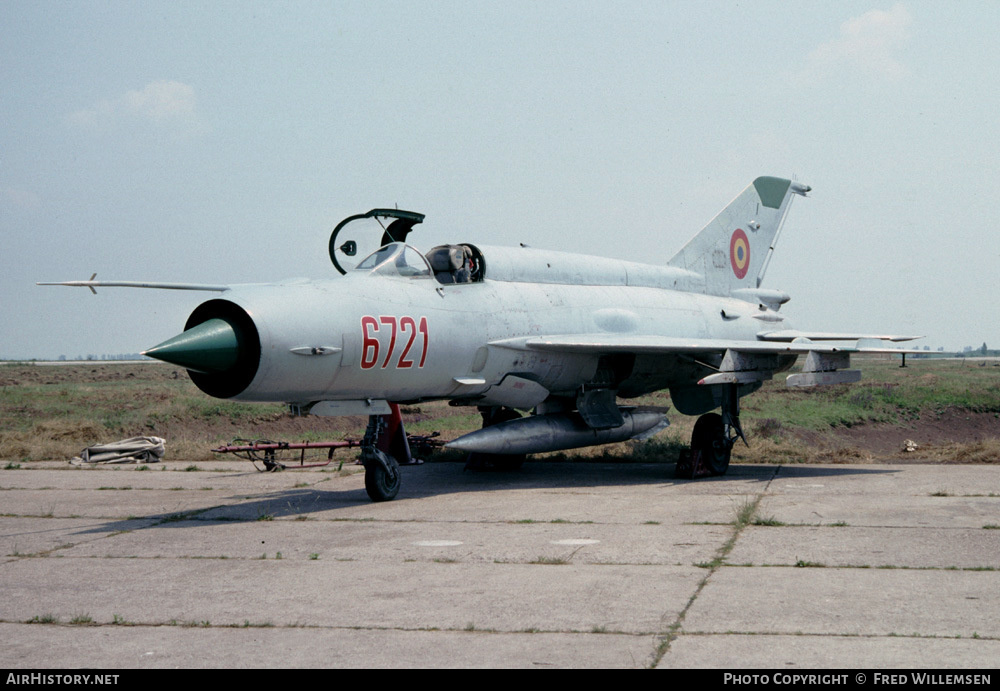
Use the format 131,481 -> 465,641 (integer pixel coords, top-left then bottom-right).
360,403 -> 412,502
690,384 -> 746,476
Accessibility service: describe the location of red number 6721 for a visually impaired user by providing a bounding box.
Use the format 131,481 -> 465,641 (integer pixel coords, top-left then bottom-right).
360,316 -> 429,370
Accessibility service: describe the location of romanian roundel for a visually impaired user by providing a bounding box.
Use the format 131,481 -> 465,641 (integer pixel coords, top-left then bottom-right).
729,228 -> 750,279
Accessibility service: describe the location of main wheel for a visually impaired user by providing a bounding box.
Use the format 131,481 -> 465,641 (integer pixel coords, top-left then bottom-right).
364,449 -> 401,502
691,413 -> 731,476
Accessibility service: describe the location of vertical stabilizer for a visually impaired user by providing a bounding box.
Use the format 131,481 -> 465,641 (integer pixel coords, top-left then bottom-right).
667,177 -> 809,296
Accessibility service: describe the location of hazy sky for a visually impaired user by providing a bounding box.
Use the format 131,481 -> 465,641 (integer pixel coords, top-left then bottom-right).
3,1 -> 999,359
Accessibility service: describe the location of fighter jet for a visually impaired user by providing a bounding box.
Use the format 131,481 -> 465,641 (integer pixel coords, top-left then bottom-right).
42,176 -> 916,501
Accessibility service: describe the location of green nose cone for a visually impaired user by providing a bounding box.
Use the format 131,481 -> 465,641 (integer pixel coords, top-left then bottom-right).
143,319 -> 240,373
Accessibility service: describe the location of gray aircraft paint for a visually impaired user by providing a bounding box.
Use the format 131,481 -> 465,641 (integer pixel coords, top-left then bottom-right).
42,176 -> 918,498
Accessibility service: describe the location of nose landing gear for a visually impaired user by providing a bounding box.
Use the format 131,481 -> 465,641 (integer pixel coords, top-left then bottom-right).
360,403 -> 413,502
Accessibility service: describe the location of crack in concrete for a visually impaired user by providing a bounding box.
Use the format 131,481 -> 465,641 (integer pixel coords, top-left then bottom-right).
651,465 -> 782,667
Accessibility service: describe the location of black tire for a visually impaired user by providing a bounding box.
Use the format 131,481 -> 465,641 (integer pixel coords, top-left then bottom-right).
691,413 -> 731,476
364,449 -> 401,502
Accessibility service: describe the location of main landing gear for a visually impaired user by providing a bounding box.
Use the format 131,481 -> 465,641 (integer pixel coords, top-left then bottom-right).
689,384 -> 746,476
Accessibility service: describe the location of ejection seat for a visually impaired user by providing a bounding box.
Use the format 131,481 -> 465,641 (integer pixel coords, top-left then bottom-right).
427,245 -> 472,284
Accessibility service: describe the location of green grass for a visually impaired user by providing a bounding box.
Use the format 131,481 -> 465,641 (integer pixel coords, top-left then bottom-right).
752,515 -> 785,527
401,412 -> 484,438
1,358 -> 998,465
626,435 -> 688,462
739,358 -> 1000,430
733,497 -> 758,528
0,364 -> 291,462
795,559 -> 826,568
27,614 -> 58,624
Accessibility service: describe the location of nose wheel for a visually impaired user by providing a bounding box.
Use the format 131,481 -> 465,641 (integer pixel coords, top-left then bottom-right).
363,446 -> 401,502
360,404 -> 411,502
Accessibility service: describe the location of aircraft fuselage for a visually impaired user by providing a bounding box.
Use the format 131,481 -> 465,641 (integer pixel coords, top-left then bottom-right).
182,245 -> 797,411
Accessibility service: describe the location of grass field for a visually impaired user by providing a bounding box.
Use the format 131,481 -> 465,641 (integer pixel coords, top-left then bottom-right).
1,357 -> 998,465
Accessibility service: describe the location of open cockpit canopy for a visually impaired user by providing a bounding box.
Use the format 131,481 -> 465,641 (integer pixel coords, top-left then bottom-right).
353,243 -> 432,278
329,208 -> 426,275
331,208 -> 484,284
351,242 -> 485,284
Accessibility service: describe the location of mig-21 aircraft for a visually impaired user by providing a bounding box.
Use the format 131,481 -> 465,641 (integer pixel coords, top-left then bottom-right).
42,176 -> 916,501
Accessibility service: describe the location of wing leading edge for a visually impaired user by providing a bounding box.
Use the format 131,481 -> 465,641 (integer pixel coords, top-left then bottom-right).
490,333 -> 920,388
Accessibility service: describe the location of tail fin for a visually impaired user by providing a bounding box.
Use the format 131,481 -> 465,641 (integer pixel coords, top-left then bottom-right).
667,176 -> 809,296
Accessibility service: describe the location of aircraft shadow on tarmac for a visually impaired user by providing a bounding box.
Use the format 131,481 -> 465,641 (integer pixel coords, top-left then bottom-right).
77,461 -> 899,534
